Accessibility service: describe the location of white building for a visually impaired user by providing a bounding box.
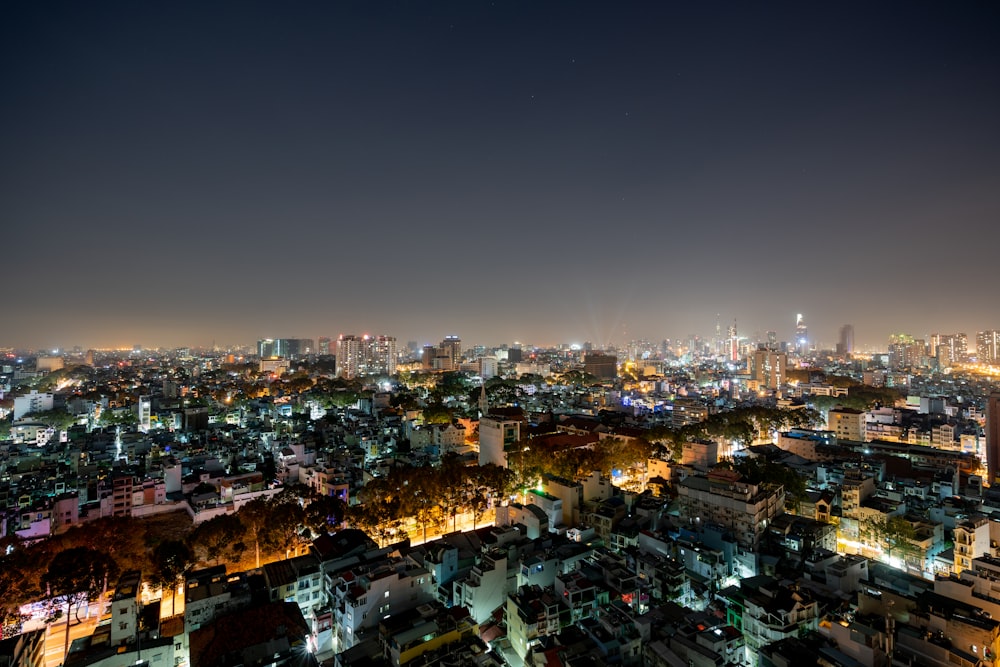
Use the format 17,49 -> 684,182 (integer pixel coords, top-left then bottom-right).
676,469 -> 784,551
453,550 -> 510,624
828,407 -> 865,441
954,516 -> 992,575
331,557 -> 434,650
336,334 -> 397,379
13,389 -> 54,419
479,416 -> 520,467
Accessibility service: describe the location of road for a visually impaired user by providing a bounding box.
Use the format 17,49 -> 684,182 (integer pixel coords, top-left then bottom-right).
43,613 -> 99,667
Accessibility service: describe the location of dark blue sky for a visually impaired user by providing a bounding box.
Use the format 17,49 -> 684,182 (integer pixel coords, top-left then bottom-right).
3,1 -> 998,351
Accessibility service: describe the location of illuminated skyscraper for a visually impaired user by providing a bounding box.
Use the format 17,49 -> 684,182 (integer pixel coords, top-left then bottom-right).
795,314 -> 808,355
931,333 -> 969,365
258,338 -> 275,358
440,335 -> 462,368
888,335 -> 925,370
257,338 -> 313,359
749,346 -> 787,390
336,334 -> 397,379
727,320 -> 739,362
977,331 -> 1000,365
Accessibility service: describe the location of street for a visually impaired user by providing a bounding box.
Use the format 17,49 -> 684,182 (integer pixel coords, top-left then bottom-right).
42,613 -> 99,667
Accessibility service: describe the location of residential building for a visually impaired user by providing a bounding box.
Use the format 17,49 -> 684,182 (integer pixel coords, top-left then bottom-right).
330,556 -> 434,650
13,390 -> 54,420
719,575 -> 819,664
379,602 -> 478,667
828,407 -> 865,442
336,335 -> 397,379
748,346 -> 787,390
478,416 -> 520,467
954,516 -> 991,575
676,469 -> 785,551
506,584 -> 568,663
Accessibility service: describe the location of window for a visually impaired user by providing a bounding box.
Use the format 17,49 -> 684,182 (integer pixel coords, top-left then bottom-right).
384,590 -> 389,598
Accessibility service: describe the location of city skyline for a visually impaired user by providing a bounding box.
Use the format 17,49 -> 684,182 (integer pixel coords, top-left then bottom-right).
3,2 -> 998,351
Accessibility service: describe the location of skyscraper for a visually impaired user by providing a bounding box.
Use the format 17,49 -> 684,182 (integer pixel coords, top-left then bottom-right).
257,338 -> 314,359
837,324 -> 854,356
727,320 -> 739,362
440,335 -> 462,368
584,352 -> 617,379
795,314 -> 808,355
749,345 -> 787,390
986,393 -> 1000,486
977,331 -> 1000,365
336,334 -> 397,379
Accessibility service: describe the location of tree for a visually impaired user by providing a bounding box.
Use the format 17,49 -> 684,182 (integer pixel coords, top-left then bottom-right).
881,516 -> 917,563
422,403 -> 455,425
434,454 -> 466,533
189,513 -> 243,565
43,547 -> 117,661
0,537 -> 34,628
151,540 -> 193,616
238,497 -> 274,569
347,492 -> 401,548
304,494 -> 346,536
268,490 -> 308,559
435,372 -> 471,399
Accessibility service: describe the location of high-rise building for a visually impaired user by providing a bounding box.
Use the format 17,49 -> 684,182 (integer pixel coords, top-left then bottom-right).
257,338 -> 314,359
837,325 -> 854,356
727,320 -> 739,362
977,331 -> 1000,365
583,352 -> 617,379
987,393 -> 1000,486
888,334 -> 926,370
318,337 -> 331,356
258,338 -> 275,358
931,333 -> 968,365
795,314 -> 809,355
440,335 -> 461,367
336,334 -> 397,379
749,346 -> 786,390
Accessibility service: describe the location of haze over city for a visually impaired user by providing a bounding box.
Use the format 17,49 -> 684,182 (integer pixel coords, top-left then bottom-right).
2,1 -> 998,351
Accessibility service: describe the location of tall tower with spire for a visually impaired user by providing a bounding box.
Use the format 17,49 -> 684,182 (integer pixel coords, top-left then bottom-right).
727,319 -> 739,362
479,382 -> 489,419
795,313 -> 809,356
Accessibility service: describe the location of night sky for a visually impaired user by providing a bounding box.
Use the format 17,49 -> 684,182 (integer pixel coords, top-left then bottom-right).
3,1 -> 998,352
